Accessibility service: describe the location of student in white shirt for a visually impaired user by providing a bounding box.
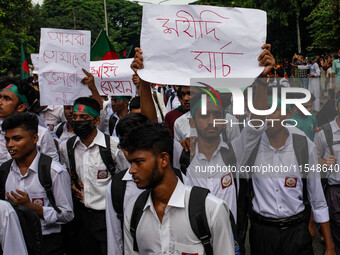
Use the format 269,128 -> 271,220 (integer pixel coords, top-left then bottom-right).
105,113 -> 188,255
118,120 -> 235,255
2,112 -> 73,255
0,77 -> 58,164
0,200 -> 28,255
248,88 -> 335,255
59,96 -> 129,255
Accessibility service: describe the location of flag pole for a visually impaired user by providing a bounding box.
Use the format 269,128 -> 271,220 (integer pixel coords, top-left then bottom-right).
104,0 -> 109,37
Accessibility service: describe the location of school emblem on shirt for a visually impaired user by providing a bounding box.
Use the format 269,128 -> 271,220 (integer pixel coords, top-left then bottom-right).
221,173 -> 232,189
97,170 -> 108,179
32,198 -> 44,206
181,253 -> 198,255
284,177 -> 297,188
47,124 -> 55,131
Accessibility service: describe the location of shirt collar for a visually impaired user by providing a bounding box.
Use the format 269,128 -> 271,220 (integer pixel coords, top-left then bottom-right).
262,128 -> 292,151
122,168 -> 133,181
12,151 -> 40,174
73,129 -> 106,148
330,117 -> 340,133
195,137 -> 229,161
144,178 -> 185,211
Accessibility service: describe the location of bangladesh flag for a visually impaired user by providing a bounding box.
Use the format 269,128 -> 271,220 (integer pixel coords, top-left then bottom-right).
120,46 -> 133,58
20,43 -> 30,79
91,29 -> 120,61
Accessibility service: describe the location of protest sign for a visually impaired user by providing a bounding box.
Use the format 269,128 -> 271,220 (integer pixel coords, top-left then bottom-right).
90,58 -> 136,96
38,28 -> 91,105
139,5 -> 267,87
31,54 -> 39,74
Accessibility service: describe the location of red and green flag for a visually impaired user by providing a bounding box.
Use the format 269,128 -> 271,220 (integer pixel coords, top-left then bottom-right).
91,29 -> 120,61
20,43 -> 30,79
120,46 -> 133,58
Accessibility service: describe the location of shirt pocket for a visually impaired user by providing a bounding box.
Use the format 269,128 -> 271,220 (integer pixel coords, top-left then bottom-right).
173,242 -> 204,255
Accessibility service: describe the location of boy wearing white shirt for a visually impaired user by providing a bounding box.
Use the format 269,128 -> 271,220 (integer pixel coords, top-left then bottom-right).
1,112 -> 73,255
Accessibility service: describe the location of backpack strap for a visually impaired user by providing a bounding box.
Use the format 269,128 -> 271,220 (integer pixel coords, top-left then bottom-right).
152,91 -> 165,122
109,114 -> 118,136
130,189 -> 150,252
0,159 -> 14,200
220,144 -> 238,192
179,149 -> 190,175
111,169 -> 128,230
66,136 -> 80,190
292,134 -> 309,205
173,168 -> 183,183
37,154 -> 61,214
99,134 -> 116,177
56,122 -> 66,139
189,186 -> 213,255
322,123 -> 334,155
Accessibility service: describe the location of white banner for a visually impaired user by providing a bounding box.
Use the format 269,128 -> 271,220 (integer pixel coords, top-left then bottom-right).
90,59 -> 136,96
38,28 -> 91,105
139,5 -> 267,87
31,54 -> 39,74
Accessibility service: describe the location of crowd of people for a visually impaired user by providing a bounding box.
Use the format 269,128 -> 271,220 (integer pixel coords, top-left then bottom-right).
0,39 -> 340,255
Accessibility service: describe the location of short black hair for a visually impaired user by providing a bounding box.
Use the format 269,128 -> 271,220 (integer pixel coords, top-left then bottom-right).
177,86 -> 190,99
276,67 -> 285,78
116,113 -> 149,137
74,97 -> 101,113
0,76 -> 37,107
2,112 -> 38,134
118,117 -> 173,165
129,96 -> 140,111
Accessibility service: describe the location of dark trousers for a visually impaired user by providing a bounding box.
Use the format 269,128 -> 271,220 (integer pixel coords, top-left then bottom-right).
76,204 -> 107,255
326,185 -> 340,255
42,233 -> 64,255
250,213 -> 313,255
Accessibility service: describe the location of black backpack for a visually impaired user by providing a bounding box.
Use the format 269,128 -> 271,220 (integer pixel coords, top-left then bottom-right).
0,200 -> 42,255
0,153 -> 61,255
179,142 -> 248,246
246,133 -> 310,206
55,122 -> 66,138
66,134 -> 116,190
130,186 -> 240,255
0,154 -> 61,213
321,122 -> 334,156
110,168 -> 183,232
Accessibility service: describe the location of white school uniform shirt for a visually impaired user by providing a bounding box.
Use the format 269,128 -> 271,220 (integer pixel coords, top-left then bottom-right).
5,152 -> 74,235
174,112 -> 241,142
106,169 -> 190,255
59,129 -> 129,210
53,122 -> 75,145
251,129 -> 329,223
38,105 -> 65,132
314,117 -> 340,185
0,122 -> 59,165
186,123 -> 266,221
123,179 -> 234,255
0,200 -> 28,255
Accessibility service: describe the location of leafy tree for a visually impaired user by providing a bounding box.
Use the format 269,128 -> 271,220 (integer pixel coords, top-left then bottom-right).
0,0 -> 34,74
305,0 -> 340,52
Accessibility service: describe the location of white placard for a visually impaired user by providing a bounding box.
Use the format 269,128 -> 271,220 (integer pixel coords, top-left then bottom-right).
90,59 -> 136,96
38,28 -> 91,105
31,54 -> 39,74
139,5 -> 267,87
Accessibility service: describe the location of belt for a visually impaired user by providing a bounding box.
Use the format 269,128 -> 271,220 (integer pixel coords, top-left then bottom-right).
251,210 -> 307,230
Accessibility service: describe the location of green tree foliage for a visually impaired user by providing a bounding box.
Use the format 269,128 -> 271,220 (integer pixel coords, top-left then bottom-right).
305,0 -> 340,52
0,0 -> 34,74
